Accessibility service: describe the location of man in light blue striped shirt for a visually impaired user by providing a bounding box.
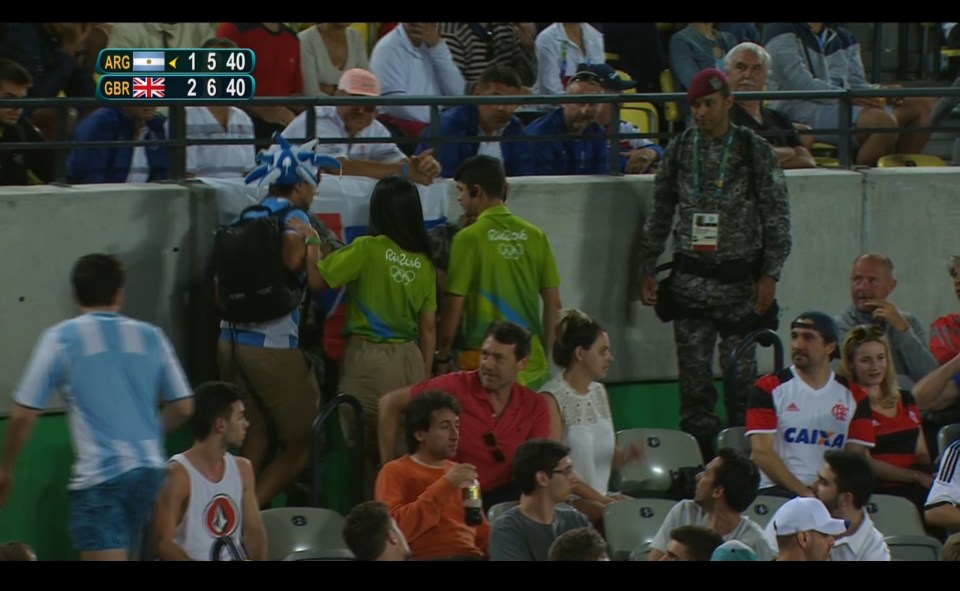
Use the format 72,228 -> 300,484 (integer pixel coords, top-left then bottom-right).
0,253 -> 194,560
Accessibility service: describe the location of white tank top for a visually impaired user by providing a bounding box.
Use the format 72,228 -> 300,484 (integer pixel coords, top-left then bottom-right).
170,452 -> 245,561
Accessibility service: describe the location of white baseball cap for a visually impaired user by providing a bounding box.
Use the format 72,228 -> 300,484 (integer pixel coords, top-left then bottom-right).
772,497 -> 849,536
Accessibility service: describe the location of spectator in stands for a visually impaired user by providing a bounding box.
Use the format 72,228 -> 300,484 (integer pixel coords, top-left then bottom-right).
489,439 -> 591,561
642,447 -> 775,561
541,309 -> 641,531
835,253 -> 938,388
577,63 -> 663,174
375,390 -> 490,560
710,539 -> 758,561
601,23 -> 665,93
182,37 -> 256,179
925,437 -> 960,534
548,526 -> 609,561
942,532 -> 960,561
526,70 -> 609,175
930,76 -> 960,165
746,311 -> 875,498
0,58 -> 54,185
440,23 -> 538,89
68,106 -> 169,184
289,175 -> 437,498
153,381 -> 267,561
416,63 -> 532,178
342,500 -> 412,561
0,541 -> 37,561
533,23 -> 604,98
912,351 -> 960,441
369,23 -> 465,139
718,23 -> 761,44
658,525 -> 724,561
724,43 -> 816,169
765,23 -> 933,167
282,68 -> 440,185
379,321 -> 552,508
0,253 -> 194,560
107,22 -> 217,49
434,156 -> 561,389
299,23 -> 370,97
669,23 -> 737,92
771,497 -> 846,561
0,23 -> 97,141
217,23 -> 305,149
839,326 -> 934,515
931,255 -> 960,365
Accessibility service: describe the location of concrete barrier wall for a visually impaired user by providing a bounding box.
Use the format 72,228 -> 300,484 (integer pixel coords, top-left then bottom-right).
1,168 -> 957,413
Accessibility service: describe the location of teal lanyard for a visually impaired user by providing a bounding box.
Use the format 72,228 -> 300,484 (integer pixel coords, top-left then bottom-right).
692,129 -> 735,201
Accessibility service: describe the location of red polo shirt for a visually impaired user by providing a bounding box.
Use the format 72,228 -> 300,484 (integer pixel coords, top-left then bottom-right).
217,23 -> 304,96
410,371 -> 550,492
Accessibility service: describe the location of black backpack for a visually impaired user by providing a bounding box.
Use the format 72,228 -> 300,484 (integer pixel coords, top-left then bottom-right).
214,203 -> 305,323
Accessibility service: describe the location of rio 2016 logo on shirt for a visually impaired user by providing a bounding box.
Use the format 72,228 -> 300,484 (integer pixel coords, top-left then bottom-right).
498,243 -> 524,260
783,428 -> 845,448
385,248 -> 422,269
487,229 -> 528,242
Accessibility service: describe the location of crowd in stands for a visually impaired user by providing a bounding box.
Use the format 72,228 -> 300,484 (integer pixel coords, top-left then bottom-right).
3,23 -> 960,562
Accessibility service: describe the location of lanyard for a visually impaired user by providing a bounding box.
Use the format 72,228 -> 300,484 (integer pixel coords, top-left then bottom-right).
692,129 -> 735,201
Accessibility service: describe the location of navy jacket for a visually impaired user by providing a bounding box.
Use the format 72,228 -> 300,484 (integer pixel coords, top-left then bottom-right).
525,107 -> 609,175
416,105 -> 533,177
68,108 -> 170,184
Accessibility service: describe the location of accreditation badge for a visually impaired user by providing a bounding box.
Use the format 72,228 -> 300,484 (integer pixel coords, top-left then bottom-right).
691,212 -> 719,252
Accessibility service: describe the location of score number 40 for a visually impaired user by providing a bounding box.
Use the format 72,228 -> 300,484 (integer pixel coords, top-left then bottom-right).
187,77 -> 247,98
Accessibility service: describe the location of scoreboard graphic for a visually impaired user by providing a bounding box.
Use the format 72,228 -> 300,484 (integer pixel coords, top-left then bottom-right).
95,49 -> 256,102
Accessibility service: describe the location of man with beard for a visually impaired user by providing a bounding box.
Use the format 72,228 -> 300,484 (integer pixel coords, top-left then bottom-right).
762,450 -> 890,561
724,42 -> 815,169
525,70 -> 609,175
770,496 -> 847,561
415,63 -> 533,178
375,390 -> 490,560
746,311 -> 875,497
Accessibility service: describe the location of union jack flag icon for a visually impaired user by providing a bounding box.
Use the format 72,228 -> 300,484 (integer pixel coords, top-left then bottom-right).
132,77 -> 165,99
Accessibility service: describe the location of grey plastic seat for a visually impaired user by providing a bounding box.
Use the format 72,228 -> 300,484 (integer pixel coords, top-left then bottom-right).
716,426 -> 750,456
937,423 -> 960,458
602,498 -> 677,561
615,428 -> 704,498
885,534 -> 942,561
486,500 -> 519,523
742,495 -> 788,530
864,493 -> 926,537
260,507 -> 349,561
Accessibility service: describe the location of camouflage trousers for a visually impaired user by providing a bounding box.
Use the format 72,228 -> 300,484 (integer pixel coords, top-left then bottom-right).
674,296 -> 758,442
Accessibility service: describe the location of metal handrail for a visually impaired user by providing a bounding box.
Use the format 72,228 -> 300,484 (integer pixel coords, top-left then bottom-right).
309,393 -> 364,510
723,328 -> 784,428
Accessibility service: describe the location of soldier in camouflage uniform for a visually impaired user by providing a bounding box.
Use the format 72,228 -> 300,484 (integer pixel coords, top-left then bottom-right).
637,68 -> 791,455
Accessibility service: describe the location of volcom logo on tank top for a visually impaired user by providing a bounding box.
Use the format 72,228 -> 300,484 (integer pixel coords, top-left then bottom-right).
204,494 -> 240,538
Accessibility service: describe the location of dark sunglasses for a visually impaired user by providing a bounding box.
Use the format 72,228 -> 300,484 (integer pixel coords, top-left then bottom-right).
483,431 -> 506,463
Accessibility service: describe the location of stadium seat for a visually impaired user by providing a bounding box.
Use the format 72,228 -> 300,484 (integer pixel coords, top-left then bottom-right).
742,495 -> 788,530
260,507 -> 349,561
658,69 -> 683,133
877,153 -> 947,167
937,423 -> 960,458
602,498 -> 677,561
487,500 -> 519,523
885,534 -> 943,561
615,428 -> 703,498
864,493 -> 927,537
716,426 -> 750,456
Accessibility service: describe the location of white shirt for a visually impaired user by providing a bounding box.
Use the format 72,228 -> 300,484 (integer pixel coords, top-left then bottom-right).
763,507 -> 890,561
648,499 -> 776,561
533,23 -> 605,96
184,107 -> 256,179
927,439 -> 960,507
126,126 -> 150,183
170,453 -> 245,561
369,25 -> 466,123
282,106 -> 406,163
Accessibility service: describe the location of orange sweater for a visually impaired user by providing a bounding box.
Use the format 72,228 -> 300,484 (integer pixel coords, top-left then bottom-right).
375,455 -> 490,559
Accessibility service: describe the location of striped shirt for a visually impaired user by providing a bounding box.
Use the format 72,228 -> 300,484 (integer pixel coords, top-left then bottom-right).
184,106 -> 256,179
13,312 -> 193,490
927,439 -> 960,509
440,23 -> 537,87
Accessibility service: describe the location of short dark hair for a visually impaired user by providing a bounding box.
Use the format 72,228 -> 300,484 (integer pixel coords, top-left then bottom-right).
454,155 -> 507,202
476,63 -> 524,91
484,321 -> 531,362
0,58 -> 32,87
71,253 -> 125,307
403,390 -> 461,453
190,381 -> 242,441
714,447 -> 760,512
669,525 -> 724,561
548,526 -> 608,561
552,309 -> 604,368
343,501 -> 392,561
513,438 -> 570,495
823,449 -> 875,509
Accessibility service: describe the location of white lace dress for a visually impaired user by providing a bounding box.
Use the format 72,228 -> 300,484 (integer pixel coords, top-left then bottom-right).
540,375 -> 616,494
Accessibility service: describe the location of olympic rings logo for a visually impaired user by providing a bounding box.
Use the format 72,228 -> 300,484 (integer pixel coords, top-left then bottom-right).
390,265 -> 416,285
498,243 -> 524,260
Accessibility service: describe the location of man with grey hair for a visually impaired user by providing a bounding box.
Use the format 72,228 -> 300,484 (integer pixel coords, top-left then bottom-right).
725,42 -> 815,169
835,253 -> 937,388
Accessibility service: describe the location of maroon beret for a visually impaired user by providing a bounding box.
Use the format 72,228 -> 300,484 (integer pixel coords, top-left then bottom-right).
687,68 -> 730,102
